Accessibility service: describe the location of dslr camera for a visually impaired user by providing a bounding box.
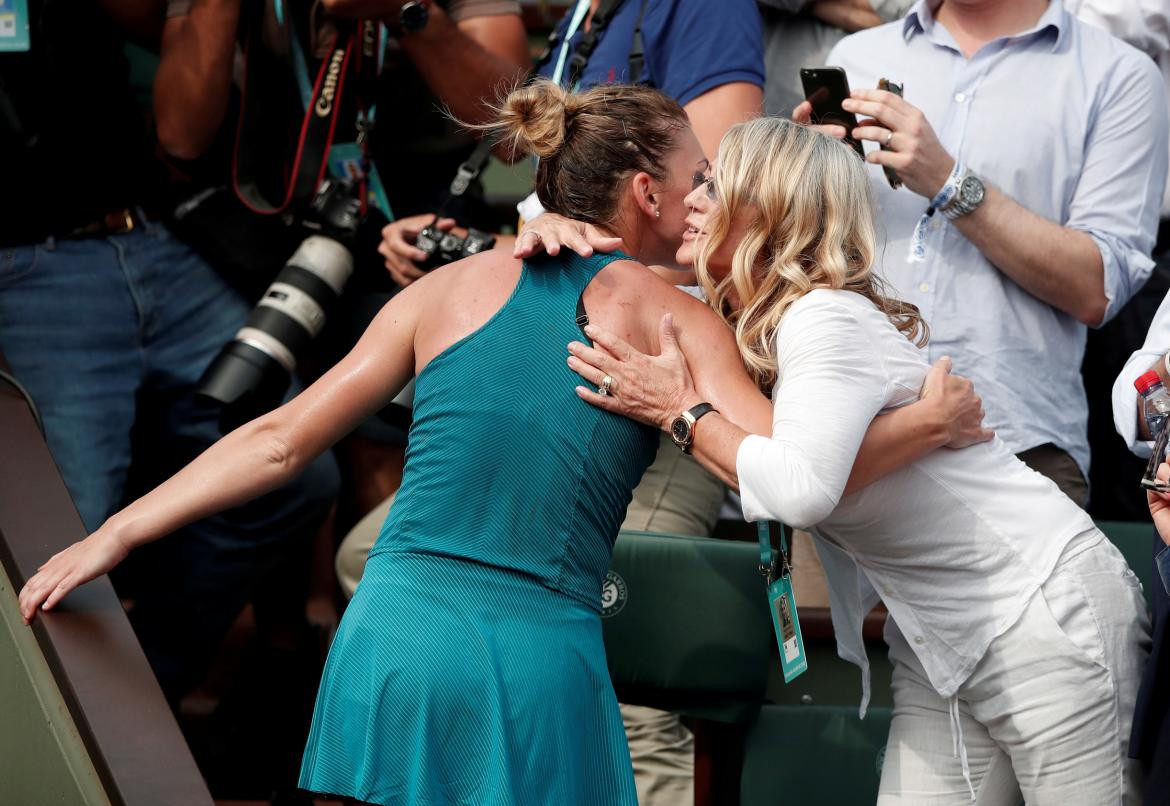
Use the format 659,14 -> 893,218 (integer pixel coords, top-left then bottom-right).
414,218 -> 497,271
195,179 -> 363,431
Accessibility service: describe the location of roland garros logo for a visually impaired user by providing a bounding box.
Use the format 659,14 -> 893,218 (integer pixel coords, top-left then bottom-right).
601,571 -> 628,618
315,48 -> 346,118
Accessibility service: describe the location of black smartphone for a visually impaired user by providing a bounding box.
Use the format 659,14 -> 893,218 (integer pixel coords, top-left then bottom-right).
877,78 -> 904,189
800,66 -> 863,158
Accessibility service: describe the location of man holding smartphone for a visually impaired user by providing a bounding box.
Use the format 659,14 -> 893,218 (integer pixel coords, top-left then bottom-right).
795,0 -> 1167,510
792,0 -> 1167,803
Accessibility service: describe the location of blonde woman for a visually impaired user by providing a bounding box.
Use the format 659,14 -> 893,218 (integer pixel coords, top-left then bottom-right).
559,117 -> 1151,804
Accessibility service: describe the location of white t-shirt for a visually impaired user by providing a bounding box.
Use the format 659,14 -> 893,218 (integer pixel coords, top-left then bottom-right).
736,289 -> 1096,709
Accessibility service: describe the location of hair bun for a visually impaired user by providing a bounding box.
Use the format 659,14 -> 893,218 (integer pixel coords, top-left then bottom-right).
498,80 -> 574,160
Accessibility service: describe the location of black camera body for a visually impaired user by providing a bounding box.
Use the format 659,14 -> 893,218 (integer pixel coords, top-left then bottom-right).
415,223 -> 497,271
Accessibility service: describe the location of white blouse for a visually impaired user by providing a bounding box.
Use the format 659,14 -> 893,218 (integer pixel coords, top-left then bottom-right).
736,289 -> 1097,710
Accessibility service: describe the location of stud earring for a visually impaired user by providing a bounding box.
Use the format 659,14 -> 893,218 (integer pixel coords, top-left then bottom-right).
655,209 -> 661,218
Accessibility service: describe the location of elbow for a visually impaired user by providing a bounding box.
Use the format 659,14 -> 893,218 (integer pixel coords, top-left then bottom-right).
1075,294 -> 1109,328
243,419 -> 304,480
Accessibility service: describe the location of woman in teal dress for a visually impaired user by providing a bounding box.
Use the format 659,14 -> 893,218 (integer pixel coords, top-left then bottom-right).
19,80 -> 978,805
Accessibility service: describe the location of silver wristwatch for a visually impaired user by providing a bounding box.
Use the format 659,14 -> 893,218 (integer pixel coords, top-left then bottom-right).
941,168 -> 986,220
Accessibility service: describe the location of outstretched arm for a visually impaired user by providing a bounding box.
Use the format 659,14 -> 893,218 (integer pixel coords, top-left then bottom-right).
18,278 -> 427,622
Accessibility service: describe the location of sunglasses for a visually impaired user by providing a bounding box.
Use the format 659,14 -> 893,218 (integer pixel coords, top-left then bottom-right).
691,171 -> 716,200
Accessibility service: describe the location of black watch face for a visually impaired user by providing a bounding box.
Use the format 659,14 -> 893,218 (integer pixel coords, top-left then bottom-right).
401,2 -> 428,32
670,417 -> 690,446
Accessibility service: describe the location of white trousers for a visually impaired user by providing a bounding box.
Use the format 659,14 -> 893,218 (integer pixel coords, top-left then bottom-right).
878,533 -> 1151,805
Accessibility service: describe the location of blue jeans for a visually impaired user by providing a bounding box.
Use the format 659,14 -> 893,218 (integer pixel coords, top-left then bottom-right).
0,223 -> 340,698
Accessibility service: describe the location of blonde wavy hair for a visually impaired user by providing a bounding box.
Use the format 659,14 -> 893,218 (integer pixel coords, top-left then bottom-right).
695,117 -> 928,391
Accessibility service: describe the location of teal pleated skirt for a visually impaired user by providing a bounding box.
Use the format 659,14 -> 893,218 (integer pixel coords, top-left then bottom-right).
298,551 -> 637,805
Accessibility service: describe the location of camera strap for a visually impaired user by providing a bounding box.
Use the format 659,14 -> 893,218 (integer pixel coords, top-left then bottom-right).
232,6 -> 359,216
535,0 -> 652,90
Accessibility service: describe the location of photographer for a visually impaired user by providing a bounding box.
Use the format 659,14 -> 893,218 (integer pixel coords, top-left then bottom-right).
156,0 -> 529,518
0,0 -> 340,703
380,0 -> 766,287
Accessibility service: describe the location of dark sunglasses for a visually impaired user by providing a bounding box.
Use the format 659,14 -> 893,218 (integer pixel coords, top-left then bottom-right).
691,171 -> 716,200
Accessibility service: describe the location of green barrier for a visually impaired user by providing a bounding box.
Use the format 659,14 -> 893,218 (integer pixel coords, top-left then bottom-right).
740,704 -> 891,806
1096,520 -> 1155,610
602,530 -> 773,722
0,562 -> 108,805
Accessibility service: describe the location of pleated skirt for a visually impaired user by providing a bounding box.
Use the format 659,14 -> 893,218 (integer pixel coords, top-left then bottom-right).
298,551 -> 637,805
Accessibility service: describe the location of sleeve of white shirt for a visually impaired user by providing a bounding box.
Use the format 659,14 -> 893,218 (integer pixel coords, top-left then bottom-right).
1069,0 -> 1170,58
736,294 -> 891,529
1112,290 -> 1170,457
1066,49 -> 1169,322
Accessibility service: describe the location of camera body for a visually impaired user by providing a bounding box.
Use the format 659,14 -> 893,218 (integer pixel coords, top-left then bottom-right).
415,223 -> 496,271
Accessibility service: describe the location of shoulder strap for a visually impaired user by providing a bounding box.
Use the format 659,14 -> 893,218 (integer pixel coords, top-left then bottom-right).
566,0 -> 627,88
232,6 -> 357,216
570,250 -> 633,336
627,0 -> 651,85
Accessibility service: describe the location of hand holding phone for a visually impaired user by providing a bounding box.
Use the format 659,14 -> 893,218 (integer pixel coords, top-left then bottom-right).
799,66 -> 863,159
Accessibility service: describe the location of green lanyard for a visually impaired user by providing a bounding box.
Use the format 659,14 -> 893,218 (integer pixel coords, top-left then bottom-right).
757,521 -> 807,683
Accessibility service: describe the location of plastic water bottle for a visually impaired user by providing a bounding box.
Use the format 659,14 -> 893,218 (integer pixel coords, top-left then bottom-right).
1136,370 -> 1170,490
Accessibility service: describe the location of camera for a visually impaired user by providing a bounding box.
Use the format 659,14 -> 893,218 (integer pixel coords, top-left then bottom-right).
415,220 -> 496,271
195,180 -> 360,431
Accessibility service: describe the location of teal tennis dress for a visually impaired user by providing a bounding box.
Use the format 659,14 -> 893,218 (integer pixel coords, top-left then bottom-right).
299,251 -> 658,805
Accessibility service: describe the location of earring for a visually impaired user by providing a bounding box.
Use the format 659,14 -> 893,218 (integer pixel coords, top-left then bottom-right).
655,209 -> 661,218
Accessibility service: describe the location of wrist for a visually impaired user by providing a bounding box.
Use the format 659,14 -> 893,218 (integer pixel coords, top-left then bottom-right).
661,392 -> 704,432
920,397 -> 954,449
925,156 -> 957,202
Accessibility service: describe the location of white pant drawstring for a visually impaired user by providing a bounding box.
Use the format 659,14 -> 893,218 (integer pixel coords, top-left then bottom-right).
948,694 -> 976,802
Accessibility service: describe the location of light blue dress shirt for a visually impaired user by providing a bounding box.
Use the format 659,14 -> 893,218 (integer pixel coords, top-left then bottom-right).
829,0 -> 1169,478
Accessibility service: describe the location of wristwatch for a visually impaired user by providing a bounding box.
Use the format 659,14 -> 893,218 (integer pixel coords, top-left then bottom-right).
670,402 -> 717,454
399,0 -> 431,34
941,168 -> 986,220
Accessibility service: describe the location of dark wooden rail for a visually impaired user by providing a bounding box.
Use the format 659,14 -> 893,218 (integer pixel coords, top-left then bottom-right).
0,350 -> 212,805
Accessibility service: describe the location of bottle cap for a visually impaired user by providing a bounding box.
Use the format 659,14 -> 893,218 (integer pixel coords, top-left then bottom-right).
1135,370 -> 1163,394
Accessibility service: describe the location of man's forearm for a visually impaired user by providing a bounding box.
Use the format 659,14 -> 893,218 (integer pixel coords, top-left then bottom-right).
401,8 -> 529,128
154,0 -> 241,160
953,183 -> 1108,326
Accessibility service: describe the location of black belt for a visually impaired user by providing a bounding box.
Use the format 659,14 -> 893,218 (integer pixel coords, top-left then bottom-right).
66,207 -> 147,239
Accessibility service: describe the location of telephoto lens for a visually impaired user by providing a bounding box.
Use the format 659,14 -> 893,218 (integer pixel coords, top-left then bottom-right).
196,235 -> 354,431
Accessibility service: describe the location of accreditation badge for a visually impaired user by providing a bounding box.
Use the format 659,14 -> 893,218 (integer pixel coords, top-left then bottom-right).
757,520 -> 807,683
0,0 -> 30,52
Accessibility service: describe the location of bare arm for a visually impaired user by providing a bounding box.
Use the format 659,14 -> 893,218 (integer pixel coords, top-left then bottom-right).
18,278 -> 427,621
809,0 -> 883,32
323,0 -> 529,128
683,82 -> 764,168
153,0 -> 241,160
948,186 -> 1107,326
842,89 -> 1110,325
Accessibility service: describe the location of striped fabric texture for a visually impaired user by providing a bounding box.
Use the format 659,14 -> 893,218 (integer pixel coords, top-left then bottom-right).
299,251 -> 658,804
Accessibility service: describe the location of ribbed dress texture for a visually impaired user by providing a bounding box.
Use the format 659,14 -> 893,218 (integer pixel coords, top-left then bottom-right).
299,251 -> 658,805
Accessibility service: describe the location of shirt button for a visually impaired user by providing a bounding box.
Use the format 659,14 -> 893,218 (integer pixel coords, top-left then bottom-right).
914,635 -> 925,645
955,92 -> 967,103
918,282 -> 930,293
